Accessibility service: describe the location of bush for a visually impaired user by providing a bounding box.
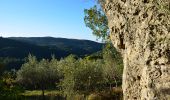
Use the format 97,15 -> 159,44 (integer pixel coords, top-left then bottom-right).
59,55 -> 105,98
0,79 -> 24,99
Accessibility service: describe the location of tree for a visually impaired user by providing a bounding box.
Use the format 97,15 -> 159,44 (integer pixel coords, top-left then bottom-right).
48,56 -> 62,89
59,55 -> 105,99
103,44 -> 123,89
16,55 -> 60,97
16,55 -> 38,89
84,5 -> 109,41
75,59 -> 105,93
84,4 -> 124,95
58,55 -> 77,99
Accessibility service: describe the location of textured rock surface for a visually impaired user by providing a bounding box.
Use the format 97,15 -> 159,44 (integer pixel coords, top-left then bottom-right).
102,0 -> 170,99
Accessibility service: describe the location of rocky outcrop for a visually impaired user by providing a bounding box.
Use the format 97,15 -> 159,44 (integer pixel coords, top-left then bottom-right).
102,0 -> 170,99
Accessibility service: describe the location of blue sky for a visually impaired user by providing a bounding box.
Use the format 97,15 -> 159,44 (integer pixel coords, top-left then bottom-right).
0,0 -> 98,41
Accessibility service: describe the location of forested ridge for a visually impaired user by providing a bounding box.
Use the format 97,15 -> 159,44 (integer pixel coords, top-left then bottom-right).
0,37 -> 103,70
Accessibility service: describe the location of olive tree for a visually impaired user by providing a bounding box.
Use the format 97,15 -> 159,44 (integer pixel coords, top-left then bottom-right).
59,55 -> 105,99
58,55 -> 77,99
16,55 -> 60,97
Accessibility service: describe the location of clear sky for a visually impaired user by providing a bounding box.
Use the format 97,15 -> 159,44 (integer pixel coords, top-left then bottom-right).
0,0 -> 98,41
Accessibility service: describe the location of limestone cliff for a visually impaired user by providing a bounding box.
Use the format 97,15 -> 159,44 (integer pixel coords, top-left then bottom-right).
102,0 -> 170,99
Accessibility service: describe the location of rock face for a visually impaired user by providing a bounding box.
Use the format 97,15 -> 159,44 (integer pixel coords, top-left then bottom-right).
102,0 -> 170,99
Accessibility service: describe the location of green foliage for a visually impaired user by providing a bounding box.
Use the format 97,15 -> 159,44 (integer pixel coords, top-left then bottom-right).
59,46 -> 123,98
2,70 -> 17,86
16,55 -> 60,90
15,45 -> 124,99
0,81 -> 23,99
85,51 -> 103,60
58,55 -> 78,98
103,43 -> 123,88
0,70 -> 24,99
75,59 -> 105,92
84,5 -> 109,40
59,55 -> 105,99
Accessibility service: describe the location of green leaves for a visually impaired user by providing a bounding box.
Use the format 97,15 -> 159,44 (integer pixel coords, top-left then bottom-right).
84,5 -> 109,41
60,57 -> 105,98
102,43 -> 123,87
16,55 -> 61,90
0,71 -> 23,98
16,48 -> 123,98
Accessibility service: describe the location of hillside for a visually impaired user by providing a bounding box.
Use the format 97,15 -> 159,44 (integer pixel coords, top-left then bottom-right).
0,37 -> 103,69
0,37 -> 65,59
9,37 -> 103,56
1,37 -> 103,58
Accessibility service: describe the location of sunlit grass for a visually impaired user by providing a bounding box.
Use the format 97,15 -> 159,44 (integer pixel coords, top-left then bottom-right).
21,90 -> 62,96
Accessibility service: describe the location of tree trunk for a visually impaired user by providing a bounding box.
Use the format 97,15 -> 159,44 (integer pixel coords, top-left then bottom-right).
113,77 -> 117,88
102,0 -> 170,99
109,83 -> 112,91
42,86 -> 45,100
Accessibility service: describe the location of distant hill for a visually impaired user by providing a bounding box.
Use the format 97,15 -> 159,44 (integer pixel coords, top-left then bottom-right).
0,37 -> 65,59
0,37 -> 103,70
9,37 -> 103,57
0,37 -> 103,59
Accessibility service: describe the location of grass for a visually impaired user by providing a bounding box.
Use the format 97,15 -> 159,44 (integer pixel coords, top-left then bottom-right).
20,87 -> 123,100
21,90 -> 62,96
